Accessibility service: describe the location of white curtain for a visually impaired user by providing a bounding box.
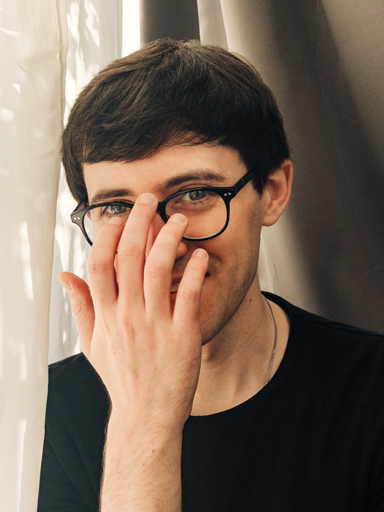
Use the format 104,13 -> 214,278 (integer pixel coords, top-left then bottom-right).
0,0 -> 125,509
0,1 -> 67,511
49,0 -> 124,364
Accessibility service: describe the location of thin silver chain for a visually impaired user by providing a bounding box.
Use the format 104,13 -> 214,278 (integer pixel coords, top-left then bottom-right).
262,295 -> 278,386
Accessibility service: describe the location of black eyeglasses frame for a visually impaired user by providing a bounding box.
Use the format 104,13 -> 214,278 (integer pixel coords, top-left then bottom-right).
71,170 -> 255,246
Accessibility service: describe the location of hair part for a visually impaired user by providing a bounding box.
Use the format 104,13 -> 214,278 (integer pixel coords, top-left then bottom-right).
62,39 -> 290,202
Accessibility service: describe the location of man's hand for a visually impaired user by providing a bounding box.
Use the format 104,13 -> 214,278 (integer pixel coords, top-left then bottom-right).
59,192 -> 209,511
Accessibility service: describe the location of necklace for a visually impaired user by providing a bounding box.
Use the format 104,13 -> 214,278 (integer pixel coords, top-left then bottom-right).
262,295 -> 278,385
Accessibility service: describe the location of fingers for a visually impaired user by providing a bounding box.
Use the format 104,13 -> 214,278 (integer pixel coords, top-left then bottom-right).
115,193 -> 159,310
173,249 -> 209,331
87,217 -> 125,311
143,213 -> 188,318
85,191 -> 203,330
58,272 -> 95,358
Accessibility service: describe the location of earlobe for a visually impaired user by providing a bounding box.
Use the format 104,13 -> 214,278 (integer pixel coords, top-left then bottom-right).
262,160 -> 293,226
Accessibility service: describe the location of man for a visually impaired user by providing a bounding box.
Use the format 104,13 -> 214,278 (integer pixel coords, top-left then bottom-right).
38,39 -> 384,511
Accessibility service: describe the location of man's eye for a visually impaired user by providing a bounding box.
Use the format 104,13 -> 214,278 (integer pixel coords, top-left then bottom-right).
182,190 -> 207,201
104,204 -> 129,215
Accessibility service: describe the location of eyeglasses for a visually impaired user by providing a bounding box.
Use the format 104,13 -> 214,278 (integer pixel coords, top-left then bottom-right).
71,170 -> 255,246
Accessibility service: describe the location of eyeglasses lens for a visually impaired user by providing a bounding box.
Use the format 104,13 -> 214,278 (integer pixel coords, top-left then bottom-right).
165,191 -> 227,240
83,192 -> 227,243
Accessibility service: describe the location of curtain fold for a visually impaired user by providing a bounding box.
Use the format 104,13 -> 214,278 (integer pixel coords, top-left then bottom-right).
197,0 -> 384,332
49,0 -> 123,364
0,1 -> 67,511
140,0 -> 200,45
0,0 -> 123,509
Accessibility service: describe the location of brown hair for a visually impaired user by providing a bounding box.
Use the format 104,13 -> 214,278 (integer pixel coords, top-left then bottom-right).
62,39 -> 290,202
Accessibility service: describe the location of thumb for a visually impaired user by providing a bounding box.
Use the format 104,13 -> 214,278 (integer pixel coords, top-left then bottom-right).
58,271 -> 95,359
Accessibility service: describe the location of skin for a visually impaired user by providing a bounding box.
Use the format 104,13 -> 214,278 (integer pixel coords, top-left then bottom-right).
59,143 -> 293,511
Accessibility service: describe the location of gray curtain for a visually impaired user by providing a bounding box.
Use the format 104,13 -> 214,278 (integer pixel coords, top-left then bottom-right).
140,0 -> 199,43
141,0 -> 384,333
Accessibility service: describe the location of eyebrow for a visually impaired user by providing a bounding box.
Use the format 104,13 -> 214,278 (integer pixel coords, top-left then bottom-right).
90,188 -> 133,205
89,170 -> 228,205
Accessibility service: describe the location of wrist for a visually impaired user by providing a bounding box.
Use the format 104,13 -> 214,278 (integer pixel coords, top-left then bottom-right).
106,410 -> 184,457
101,411 -> 183,511
108,405 -> 187,435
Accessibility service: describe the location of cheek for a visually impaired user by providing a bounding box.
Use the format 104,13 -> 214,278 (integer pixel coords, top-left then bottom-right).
220,202 -> 263,252
222,206 -> 262,275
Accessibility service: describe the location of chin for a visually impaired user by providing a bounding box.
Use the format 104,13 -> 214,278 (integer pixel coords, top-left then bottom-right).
198,265 -> 259,346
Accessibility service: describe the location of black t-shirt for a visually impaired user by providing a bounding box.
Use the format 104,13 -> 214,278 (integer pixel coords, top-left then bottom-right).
38,294 -> 384,511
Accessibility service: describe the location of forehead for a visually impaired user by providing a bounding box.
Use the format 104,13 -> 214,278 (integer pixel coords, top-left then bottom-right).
83,144 -> 246,203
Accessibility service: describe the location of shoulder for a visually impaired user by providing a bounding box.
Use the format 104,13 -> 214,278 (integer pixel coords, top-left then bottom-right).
45,353 -> 109,430
48,352 -> 98,390
47,352 -> 106,400
41,354 -> 108,508
264,292 -> 384,401
264,291 -> 384,348
290,299 -> 384,360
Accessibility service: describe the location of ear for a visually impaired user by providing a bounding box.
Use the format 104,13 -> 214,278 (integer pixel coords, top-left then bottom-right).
261,160 -> 293,226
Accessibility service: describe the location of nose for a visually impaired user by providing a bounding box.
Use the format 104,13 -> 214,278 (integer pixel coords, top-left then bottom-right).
146,212 -> 188,260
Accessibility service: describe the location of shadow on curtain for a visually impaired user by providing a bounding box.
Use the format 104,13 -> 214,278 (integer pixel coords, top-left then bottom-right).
0,2 -> 66,511
195,0 -> 384,332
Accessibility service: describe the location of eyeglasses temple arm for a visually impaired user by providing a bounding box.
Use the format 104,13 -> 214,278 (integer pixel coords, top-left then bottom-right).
233,170 -> 254,194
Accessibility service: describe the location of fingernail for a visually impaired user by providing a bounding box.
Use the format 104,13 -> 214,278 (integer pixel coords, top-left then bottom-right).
195,249 -> 208,258
138,193 -> 156,204
169,213 -> 187,224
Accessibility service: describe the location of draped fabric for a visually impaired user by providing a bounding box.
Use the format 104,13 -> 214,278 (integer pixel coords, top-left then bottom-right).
1,0 -> 122,509
49,0 -> 123,364
196,0 -> 384,332
140,0 -> 384,331
0,2 -> 67,511
1,1 -> 383,510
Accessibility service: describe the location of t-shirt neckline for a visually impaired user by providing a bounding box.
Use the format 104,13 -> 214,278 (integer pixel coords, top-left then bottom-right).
186,292 -> 305,426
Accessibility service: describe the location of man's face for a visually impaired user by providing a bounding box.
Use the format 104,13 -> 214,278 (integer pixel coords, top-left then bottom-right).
83,144 -> 268,345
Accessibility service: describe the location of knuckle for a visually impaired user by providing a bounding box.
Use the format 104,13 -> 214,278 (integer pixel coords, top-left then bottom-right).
119,315 -> 134,335
107,313 -> 135,343
154,233 -> 181,254
145,262 -> 167,280
117,243 -> 142,261
71,301 -> 82,317
87,261 -> 109,274
70,296 -> 93,319
179,287 -> 199,302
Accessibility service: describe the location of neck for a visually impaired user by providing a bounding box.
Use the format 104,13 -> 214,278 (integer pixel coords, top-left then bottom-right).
191,285 -> 289,416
